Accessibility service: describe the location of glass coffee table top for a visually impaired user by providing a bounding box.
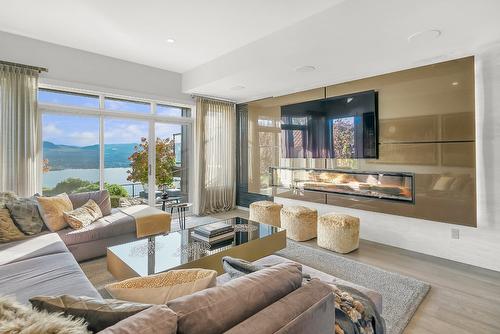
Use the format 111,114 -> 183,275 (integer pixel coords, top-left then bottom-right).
107,217 -> 285,277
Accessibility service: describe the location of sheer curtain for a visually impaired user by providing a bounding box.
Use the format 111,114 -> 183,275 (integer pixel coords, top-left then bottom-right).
195,97 -> 236,214
0,64 -> 40,196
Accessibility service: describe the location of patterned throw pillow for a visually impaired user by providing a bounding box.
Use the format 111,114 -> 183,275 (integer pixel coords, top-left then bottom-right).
105,269 -> 218,304
36,193 -> 74,232
0,192 -> 17,209
0,208 -> 26,242
5,196 -> 44,235
63,199 -> 103,229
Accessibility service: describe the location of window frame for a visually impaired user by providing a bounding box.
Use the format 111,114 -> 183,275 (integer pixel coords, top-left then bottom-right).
37,84 -> 195,206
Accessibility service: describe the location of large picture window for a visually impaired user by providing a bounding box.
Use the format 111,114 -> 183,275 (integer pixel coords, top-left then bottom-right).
39,87 -> 193,208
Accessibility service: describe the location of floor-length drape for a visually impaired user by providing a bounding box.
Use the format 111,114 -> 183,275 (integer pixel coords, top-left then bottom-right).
0,64 -> 40,196
196,97 -> 236,214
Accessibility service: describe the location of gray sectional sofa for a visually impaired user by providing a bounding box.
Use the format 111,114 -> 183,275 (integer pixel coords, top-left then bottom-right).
0,233 -> 102,304
0,190 -> 383,333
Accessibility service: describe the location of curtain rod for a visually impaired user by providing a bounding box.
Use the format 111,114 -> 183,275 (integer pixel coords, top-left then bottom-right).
191,94 -> 236,103
0,60 -> 48,73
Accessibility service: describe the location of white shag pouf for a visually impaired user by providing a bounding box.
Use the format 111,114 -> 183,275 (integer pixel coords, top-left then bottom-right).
280,206 -> 318,241
317,213 -> 360,254
249,201 -> 283,227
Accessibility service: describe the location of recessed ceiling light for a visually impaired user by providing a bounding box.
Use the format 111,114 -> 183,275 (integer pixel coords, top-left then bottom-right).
231,85 -> 245,91
295,65 -> 316,73
166,38 -> 175,44
452,81 -> 459,86
407,29 -> 441,43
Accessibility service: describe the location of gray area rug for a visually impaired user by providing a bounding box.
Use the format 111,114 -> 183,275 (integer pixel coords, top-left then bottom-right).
80,214 -> 429,334
277,240 -> 430,334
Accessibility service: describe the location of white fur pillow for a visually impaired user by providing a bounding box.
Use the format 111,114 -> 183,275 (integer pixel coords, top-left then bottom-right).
0,295 -> 89,334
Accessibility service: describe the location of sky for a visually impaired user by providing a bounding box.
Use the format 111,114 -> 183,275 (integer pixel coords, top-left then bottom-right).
40,90 -> 184,146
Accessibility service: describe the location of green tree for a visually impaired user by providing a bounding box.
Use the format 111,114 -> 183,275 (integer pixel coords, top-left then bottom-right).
104,183 -> 128,197
44,178 -> 128,197
44,178 -> 92,196
333,118 -> 355,159
127,137 -> 176,189
333,118 -> 357,169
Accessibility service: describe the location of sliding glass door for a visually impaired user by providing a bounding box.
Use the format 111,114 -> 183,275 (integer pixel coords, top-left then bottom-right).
154,122 -> 190,207
104,118 -> 149,200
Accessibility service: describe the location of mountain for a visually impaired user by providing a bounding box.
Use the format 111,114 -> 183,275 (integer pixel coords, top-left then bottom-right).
43,141 -> 137,170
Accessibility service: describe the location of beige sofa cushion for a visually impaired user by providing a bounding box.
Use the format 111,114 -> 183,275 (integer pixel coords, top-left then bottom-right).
237,255 -> 383,313
225,279 -> 335,334
63,199 -> 103,229
68,190 -> 112,216
105,269 -> 217,304
167,262 -> 303,334
37,193 -> 74,232
0,208 -> 26,243
98,305 -> 177,334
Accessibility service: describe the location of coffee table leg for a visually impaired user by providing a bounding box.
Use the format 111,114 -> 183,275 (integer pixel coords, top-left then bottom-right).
182,208 -> 186,229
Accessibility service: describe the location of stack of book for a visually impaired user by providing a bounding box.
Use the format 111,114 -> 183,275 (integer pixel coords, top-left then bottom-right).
191,222 -> 234,244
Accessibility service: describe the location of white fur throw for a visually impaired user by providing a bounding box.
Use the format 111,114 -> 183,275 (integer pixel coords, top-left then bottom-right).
0,296 -> 90,334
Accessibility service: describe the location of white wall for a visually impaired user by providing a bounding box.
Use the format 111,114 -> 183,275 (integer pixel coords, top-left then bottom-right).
276,44 -> 500,273
0,31 -> 192,104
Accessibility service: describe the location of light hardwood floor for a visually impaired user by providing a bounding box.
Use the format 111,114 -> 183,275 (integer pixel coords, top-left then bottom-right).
229,209 -> 500,334
83,209 -> 500,334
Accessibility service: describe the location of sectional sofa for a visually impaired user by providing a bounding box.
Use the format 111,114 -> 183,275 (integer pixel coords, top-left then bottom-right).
0,190 -> 383,333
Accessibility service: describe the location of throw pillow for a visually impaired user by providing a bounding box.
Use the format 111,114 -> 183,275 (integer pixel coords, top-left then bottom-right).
30,295 -> 152,333
68,190 -> 112,216
63,199 -> 103,229
5,196 -> 44,235
0,295 -> 89,334
0,191 -> 17,209
98,305 -> 177,334
36,193 -> 74,232
105,269 -> 218,304
0,208 -> 26,243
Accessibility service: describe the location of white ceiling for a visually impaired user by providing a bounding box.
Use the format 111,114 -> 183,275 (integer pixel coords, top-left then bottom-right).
0,0 -> 340,73
1,0 -> 500,102
184,0 -> 500,102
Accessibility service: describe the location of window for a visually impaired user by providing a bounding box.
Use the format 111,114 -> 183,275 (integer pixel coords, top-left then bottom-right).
38,88 -> 99,108
157,104 -> 191,117
39,87 -> 193,207
42,114 -> 100,195
105,97 -> 150,113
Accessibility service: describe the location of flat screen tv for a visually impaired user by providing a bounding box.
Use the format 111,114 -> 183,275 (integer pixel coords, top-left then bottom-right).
281,90 -> 378,159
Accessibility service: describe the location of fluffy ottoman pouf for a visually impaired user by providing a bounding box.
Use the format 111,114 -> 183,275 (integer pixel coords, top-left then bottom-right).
249,201 -> 283,227
280,206 -> 318,241
317,213 -> 360,253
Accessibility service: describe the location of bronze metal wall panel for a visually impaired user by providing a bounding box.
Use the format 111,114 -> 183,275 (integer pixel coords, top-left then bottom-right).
241,57 -> 476,227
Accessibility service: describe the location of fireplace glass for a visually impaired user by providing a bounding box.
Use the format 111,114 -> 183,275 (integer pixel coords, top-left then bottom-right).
270,167 -> 414,203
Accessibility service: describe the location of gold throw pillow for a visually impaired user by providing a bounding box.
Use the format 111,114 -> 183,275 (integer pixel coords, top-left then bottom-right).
36,193 -> 73,232
0,208 -> 26,243
63,199 -> 103,229
105,269 -> 218,304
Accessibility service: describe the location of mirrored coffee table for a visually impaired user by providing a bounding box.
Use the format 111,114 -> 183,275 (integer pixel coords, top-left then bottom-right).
107,217 -> 286,280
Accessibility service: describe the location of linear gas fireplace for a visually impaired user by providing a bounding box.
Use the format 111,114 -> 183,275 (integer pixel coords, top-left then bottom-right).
270,167 -> 415,203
